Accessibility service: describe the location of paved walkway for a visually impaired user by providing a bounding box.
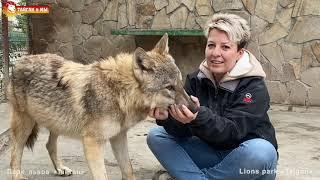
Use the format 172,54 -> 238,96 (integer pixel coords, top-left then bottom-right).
0,103 -> 9,134
0,103 -> 320,180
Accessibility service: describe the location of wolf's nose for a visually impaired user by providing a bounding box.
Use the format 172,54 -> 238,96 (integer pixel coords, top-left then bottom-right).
188,105 -> 199,114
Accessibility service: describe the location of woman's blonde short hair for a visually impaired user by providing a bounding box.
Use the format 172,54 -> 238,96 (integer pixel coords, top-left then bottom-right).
204,13 -> 251,50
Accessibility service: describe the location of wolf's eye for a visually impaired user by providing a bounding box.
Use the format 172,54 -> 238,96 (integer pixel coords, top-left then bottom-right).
166,85 -> 175,91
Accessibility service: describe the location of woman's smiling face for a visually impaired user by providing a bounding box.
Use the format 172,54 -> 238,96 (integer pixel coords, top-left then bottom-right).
205,28 -> 243,80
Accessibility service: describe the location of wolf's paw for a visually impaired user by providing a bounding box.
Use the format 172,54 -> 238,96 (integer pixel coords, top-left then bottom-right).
17,176 -> 28,180
12,174 -> 28,180
123,176 -> 136,180
12,175 -> 27,180
55,166 -> 73,176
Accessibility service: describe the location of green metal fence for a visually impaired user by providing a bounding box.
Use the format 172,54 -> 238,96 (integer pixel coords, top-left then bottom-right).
0,31 -> 28,99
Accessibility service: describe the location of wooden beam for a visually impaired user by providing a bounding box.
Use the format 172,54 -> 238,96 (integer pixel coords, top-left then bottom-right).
111,29 -> 204,36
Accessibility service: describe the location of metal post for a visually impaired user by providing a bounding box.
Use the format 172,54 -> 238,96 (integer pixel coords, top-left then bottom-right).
1,0 -> 10,100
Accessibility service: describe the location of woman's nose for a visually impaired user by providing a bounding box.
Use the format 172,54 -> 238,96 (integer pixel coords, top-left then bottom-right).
211,47 -> 221,57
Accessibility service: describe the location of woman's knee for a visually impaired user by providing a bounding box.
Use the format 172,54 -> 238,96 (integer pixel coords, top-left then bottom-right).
240,139 -> 277,168
147,126 -> 168,147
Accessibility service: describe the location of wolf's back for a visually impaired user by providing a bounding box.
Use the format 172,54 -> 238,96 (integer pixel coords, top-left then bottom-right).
8,54 -> 72,112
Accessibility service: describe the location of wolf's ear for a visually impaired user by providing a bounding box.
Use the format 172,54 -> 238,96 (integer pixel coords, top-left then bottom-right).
133,47 -> 155,81
153,33 -> 169,55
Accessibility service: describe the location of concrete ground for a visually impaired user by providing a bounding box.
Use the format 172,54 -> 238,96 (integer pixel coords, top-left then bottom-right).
0,103 -> 320,180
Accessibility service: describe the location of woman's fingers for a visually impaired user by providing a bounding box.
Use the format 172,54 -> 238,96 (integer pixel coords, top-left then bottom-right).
169,105 -> 196,124
190,95 -> 200,107
175,105 -> 187,119
181,105 -> 194,119
150,108 -> 168,120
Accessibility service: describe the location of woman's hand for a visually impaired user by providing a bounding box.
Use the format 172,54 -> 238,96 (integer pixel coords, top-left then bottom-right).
169,96 -> 200,124
148,107 -> 169,120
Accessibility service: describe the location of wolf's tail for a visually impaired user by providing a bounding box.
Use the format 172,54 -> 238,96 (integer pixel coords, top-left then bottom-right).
25,124 -> 39,150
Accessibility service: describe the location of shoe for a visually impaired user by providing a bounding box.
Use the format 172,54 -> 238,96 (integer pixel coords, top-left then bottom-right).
152,170 -> 175,180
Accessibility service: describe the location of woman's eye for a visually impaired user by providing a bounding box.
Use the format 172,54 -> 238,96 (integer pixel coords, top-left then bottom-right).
222,45 -> 230,50
207,44 -> 214,48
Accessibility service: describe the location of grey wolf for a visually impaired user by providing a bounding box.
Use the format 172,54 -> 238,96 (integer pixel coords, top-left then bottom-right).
8,33 -> 198,180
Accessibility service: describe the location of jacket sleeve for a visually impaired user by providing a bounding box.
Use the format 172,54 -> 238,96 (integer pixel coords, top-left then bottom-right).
155,74 -> 195,138
189,78 -> 270,147
155,115 -> 192,138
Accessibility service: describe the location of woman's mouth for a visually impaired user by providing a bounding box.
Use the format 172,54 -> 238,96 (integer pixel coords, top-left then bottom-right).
209,60 -> 224,64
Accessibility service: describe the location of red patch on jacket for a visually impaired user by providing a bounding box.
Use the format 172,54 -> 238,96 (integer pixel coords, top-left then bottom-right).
243,93 -> 253,103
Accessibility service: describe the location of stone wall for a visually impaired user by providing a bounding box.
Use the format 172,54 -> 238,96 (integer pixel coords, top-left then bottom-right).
29,0 -> 320,106
29,0 -> 136,64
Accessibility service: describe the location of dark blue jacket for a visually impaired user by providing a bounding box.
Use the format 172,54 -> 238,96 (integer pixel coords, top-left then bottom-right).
157,51 -> 278,151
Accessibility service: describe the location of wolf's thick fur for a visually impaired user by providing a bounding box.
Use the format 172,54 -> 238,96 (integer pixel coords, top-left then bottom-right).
8,34 -> 197,180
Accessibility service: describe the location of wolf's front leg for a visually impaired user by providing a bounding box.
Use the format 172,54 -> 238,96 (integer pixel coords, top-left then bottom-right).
110,131 -> 136,180
46,132 -> 72,176
83,136 -> 108,180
